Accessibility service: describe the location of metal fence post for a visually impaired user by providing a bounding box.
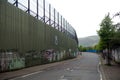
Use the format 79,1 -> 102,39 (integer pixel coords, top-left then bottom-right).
63,18 -> 65,33
43,0 -> 45,23
16,0 -> 18,7
36,0 -> 39,19
57,12 -> 59,30
54,8 -> 56,28
28,0 -> 30,14
65,20 -> 67,32
13,0 -> 18,7
49,4 -> 51,26
61,16 -> 62,32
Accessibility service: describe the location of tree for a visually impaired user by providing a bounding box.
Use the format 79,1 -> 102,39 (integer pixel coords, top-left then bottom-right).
78,45 -> 87,52
110,28 -> 120,48
97,13 -> 115,50
97,13 -> 115,65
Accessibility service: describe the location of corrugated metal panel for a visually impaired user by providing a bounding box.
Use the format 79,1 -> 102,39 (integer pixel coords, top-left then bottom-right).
0,2 -> 77,54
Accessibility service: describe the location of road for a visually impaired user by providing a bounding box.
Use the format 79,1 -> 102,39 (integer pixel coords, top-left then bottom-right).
10,52 -> 100,80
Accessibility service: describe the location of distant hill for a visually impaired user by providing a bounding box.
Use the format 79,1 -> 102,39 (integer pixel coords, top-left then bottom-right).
78,35 -> 100,47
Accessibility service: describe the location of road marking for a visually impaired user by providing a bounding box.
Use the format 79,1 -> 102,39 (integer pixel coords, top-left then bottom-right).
59,75 -> 68,80
22,71 -> 43,78
9,71 -> 43,80
66,68 -> 70,71
66,68 -> 74,72
98,62 -> 103,80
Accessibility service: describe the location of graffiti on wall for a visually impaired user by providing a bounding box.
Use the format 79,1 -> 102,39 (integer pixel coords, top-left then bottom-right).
0,50 -> 25,72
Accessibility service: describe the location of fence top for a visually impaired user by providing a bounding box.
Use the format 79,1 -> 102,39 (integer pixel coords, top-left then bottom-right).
7,0 -> 78,43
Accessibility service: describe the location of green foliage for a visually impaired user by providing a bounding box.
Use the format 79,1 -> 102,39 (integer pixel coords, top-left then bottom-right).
93,44 -> 99,51
78,45 -> 98,52
78,45 -> 87,52
110,30 -> 120,48
97,13 -> 115,50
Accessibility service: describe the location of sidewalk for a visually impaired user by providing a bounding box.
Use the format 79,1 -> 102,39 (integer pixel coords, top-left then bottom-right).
0,57 -> 79,80
100,56 -> 120,80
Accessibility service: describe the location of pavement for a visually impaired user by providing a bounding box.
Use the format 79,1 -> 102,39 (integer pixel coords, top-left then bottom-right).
99,55 -> 120,80
0,57 -> 78,80
0,55 -> 120,80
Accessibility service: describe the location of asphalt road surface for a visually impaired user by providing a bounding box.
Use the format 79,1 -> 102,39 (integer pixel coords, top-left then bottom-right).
10,52 -> 100,80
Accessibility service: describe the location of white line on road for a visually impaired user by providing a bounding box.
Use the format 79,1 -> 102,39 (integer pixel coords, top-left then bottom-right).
22,71 -> 43,78
66,68 -> 73,71
58,75 -> 68,80
98,62 -> 103,80
66,68 -> 70,71
10,71 -> 43,80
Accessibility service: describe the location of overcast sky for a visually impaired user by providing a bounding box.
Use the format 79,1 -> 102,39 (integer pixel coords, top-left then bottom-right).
47,0 -> 120,38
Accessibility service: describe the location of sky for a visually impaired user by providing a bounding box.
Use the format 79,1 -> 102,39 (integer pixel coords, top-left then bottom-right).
47,0 -> 120,38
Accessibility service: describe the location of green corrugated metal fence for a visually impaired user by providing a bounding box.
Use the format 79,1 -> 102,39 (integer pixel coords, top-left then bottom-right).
0,1 -> 78,71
